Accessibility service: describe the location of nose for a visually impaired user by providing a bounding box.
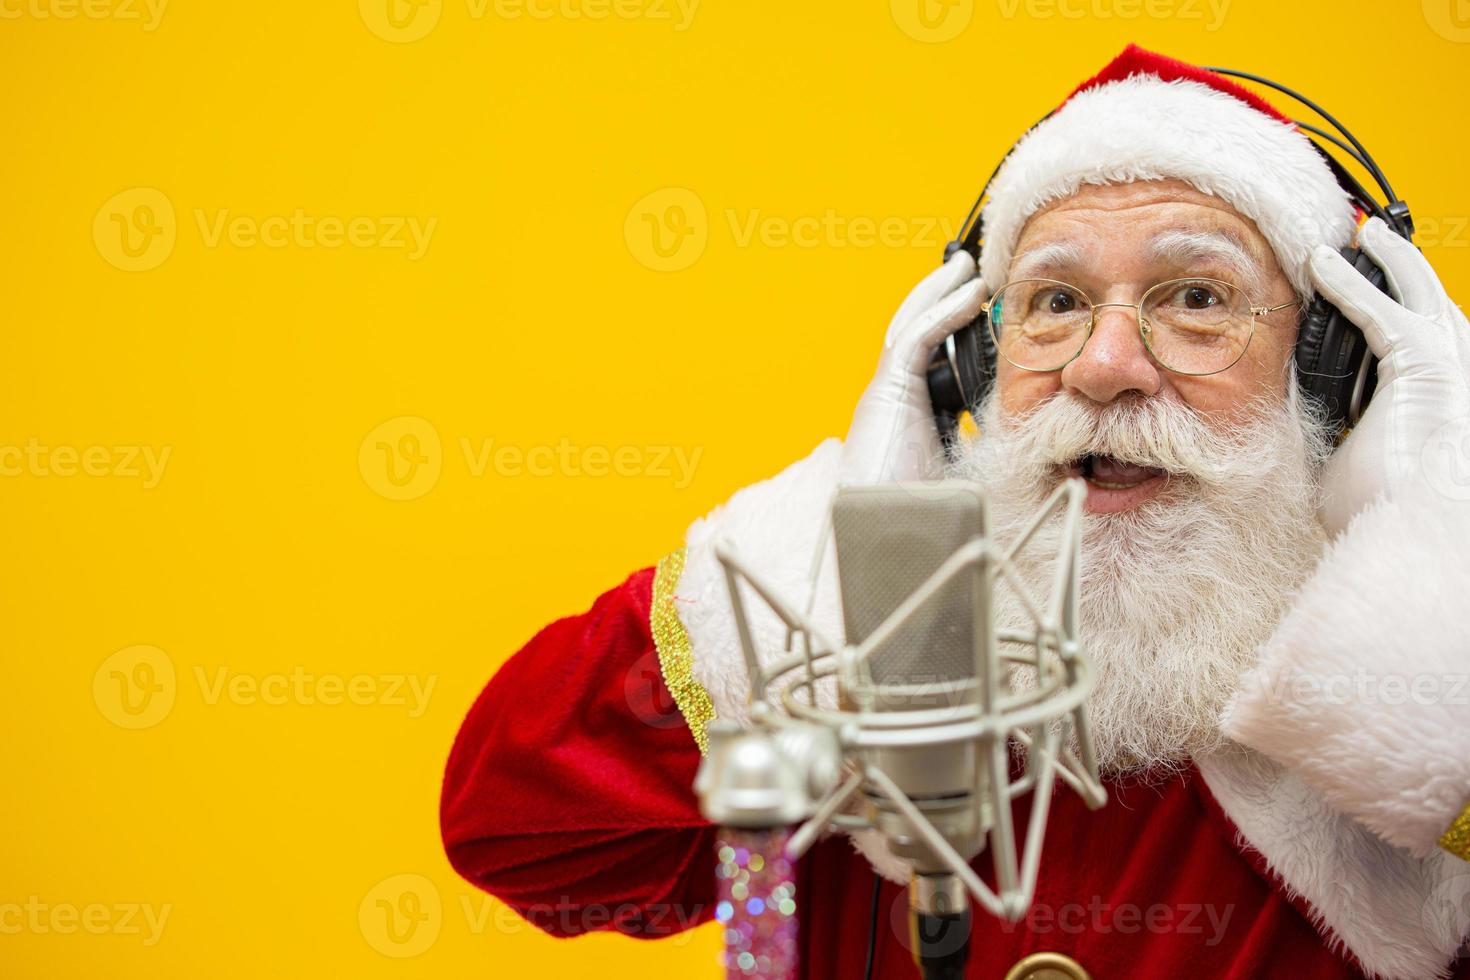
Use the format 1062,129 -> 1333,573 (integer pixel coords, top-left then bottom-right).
1058,304 -> 1162,404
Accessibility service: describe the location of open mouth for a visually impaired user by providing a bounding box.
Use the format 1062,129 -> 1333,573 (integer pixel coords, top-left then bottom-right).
1071,454 -> 1167,489
1062,454 -> 1170,512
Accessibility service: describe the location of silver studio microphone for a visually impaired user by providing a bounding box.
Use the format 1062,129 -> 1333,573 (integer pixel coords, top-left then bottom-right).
831,483 -> 991,971
696,479 -> 1106,980
832,483 -> 989,870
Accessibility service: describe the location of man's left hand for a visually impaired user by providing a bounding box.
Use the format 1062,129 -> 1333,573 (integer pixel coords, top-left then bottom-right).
1309,216 -> 1470,536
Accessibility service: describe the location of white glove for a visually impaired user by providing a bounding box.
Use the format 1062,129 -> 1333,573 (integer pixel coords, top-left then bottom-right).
1309,216 -> 1470,536
838,252 -> 986,485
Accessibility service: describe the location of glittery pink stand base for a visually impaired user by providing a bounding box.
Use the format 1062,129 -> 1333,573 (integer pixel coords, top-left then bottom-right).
715,827 -> 798,979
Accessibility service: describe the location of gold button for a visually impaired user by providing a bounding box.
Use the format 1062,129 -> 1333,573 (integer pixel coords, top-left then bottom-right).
1003,951 -> 1091,980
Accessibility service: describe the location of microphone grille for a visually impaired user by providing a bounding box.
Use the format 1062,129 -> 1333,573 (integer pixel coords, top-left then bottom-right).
831,483 -> 985,690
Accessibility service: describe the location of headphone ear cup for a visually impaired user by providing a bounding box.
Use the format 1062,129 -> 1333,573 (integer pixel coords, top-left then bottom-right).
1294,292 -> 1336,410
927,315 -> 994,414
926,313 -> 995,449
951,313 -> 992,413
968,311 -> 997,414
1294,246 -> 1384,432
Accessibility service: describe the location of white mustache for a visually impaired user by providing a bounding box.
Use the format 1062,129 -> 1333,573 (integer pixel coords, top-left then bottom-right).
980,389 -> 1328,489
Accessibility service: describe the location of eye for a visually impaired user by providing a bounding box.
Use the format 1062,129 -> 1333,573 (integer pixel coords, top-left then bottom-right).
1034,288 -> 1080,315
1172,284 -> 1221,310
1186,286 -> 1217,309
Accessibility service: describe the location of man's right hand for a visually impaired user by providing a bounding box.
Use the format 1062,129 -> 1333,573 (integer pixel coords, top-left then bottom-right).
838,252 -> 986,486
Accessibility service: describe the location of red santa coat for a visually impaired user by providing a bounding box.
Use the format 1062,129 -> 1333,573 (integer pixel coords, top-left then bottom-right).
443,439 -> 1470,979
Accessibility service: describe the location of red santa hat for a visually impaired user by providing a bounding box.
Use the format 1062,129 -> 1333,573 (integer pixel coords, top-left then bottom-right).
977,45 -> 1359,298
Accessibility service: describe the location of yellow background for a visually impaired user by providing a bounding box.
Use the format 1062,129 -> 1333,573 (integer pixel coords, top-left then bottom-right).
2,1 -> 1467,977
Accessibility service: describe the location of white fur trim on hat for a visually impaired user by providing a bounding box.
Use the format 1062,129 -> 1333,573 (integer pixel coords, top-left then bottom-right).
978,74 -> 1358,298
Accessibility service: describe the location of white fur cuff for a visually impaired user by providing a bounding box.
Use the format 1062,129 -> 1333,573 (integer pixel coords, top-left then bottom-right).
1224,486 -> 1470,859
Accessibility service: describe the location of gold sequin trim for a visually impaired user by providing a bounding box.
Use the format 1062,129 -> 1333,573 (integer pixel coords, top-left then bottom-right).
651,548 -> 716,755
1439,800 -> 1470,862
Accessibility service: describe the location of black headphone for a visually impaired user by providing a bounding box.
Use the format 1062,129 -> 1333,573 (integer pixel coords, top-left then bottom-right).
926,67 -> 1416,447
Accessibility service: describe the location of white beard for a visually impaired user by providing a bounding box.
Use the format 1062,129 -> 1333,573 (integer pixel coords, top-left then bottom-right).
947,382 -> 1334,775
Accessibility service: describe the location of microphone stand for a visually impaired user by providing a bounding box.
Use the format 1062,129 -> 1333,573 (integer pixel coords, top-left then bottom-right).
697,480 -> 1107,980
910,872 -> 972,980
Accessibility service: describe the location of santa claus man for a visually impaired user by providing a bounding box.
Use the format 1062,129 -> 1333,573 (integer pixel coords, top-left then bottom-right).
441,46 -> 1470,979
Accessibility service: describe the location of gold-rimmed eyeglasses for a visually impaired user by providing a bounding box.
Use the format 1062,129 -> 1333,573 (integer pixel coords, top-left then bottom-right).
988,277 -> 1297,377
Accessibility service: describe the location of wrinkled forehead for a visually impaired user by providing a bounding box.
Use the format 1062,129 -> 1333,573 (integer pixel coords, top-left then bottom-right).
1007,180 -> 1278,295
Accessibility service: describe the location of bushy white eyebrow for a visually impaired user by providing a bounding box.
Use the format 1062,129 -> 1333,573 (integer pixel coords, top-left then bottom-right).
1146,228 -> 1265,299
1008,241 -> 1088,281
1007,229 -> 1273,301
